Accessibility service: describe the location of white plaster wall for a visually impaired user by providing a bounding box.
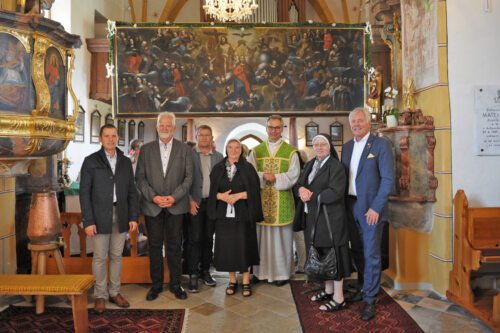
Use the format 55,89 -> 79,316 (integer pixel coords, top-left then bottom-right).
448,1 -> 500,206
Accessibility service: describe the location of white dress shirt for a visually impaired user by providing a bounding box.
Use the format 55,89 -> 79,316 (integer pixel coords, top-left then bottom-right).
159,139 -> 173,177
104,150 -> 117,203
348,132 -> 370,196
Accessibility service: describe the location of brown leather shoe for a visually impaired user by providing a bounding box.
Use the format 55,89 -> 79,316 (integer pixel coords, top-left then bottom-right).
94,298 -> 106,313
109,293 -> 130,308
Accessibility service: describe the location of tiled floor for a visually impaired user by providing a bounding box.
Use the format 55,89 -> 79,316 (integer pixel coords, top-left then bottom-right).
0,272 -> 495,332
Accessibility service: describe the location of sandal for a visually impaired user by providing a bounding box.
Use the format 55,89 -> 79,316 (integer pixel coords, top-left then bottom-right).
319,299 -> 347,312
226,282 -> 238,295
310,291 -> 333,302
242,284 -> 252,297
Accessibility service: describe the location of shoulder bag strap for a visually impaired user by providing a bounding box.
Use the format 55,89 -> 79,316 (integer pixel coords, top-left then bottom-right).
311,194 -> 335,247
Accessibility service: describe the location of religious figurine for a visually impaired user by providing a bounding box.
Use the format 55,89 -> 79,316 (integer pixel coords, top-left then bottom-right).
367,67 -> 383,117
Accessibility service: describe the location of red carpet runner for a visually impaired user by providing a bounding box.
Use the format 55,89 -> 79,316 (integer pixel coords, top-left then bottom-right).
0,305 -> 186,333
290,280 -> 424,333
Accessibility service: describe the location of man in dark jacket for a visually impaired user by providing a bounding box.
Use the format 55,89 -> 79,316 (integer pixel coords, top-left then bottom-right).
186,125 -> 223,292
80,124 -> 139,313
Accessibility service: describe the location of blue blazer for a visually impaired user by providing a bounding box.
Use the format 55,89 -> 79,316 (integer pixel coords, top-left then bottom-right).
341,133 -> 395,223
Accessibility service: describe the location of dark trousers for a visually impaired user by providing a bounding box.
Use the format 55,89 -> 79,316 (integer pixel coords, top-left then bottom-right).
145,209 -> 183,290
186,199 -> 215,274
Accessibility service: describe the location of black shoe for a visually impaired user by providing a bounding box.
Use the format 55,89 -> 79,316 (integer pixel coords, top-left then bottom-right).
201,272 -> 216,287
250,276 -> 260,284
274,280 -> 289,287
189,275 -> 199,293
360,302 -> 376,321
146,287 -> 162,301
170,286 -> 188,300
348,290 -> 363,303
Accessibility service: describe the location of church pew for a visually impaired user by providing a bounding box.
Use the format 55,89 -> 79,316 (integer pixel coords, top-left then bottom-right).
46,213 -> 169,283
447,189 -> 500,331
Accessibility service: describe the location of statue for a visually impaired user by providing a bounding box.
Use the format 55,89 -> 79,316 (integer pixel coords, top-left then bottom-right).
367,67 -> 383,115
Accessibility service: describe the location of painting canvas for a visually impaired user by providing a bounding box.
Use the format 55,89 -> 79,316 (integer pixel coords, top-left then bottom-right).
74,106 -> 85,142
45,47 -> 67,120
402,0 -> 438,90
0,33 -> 34,114
112,23 -> 366,117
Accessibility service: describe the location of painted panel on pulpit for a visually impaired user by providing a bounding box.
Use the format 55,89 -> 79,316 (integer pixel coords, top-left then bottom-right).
44,47 -> 67,120
111,24 -> 367,117
0,33 -> 33,114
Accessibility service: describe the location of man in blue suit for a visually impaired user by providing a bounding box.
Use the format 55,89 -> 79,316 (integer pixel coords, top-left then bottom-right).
341,107 -> 394,321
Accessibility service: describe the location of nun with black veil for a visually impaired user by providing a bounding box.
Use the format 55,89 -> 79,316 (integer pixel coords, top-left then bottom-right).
293,133 -> 351,312
207,138 -> 263,297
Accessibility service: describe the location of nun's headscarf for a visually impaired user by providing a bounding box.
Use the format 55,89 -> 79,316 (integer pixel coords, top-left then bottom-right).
312,133 -> 339,160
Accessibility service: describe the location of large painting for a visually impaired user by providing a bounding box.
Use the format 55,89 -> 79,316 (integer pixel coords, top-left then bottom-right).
402,0 -> 438,90
0,33 -> 34,114
111,23 -> 366,117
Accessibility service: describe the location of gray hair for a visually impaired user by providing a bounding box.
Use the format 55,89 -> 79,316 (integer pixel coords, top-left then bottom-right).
157,111 -> 176,126
349,107 -> 371,123
267,114 -> 284,126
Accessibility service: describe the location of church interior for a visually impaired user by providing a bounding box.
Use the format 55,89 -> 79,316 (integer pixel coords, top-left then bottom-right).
0,0 -> 499,332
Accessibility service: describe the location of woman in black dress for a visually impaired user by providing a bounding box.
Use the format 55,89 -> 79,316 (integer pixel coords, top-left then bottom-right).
294,134 -> 351,312
208,139 -> 263,297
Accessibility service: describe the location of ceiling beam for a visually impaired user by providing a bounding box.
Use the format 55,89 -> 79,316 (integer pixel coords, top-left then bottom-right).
159,0 -> 176,22
341,0 -> 350,23
142,0 -> 148,22
308,0 -> 334,23
128,0 -> 136,22
169,0 -> 188,21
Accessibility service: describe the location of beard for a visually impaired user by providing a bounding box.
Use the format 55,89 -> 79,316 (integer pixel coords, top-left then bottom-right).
159,132 -> 171,140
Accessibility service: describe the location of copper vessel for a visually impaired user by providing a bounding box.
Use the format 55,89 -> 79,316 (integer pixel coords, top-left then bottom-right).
27,191 -> 61,244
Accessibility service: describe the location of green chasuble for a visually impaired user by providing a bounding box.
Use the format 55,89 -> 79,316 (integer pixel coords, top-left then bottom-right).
253,141 -> 297,226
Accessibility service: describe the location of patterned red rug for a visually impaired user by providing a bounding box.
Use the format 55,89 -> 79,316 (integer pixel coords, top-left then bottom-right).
290,280 -> 424,333
0,305 -> 186,333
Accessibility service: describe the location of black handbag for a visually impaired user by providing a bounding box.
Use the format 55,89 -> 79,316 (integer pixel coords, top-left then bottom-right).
304,203 -> 338,280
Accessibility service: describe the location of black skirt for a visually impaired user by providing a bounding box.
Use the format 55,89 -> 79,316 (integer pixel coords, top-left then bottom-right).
213,217 -> 259,272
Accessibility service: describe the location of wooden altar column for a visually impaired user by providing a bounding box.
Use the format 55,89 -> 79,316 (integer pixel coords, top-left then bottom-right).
289,117 -> 297,147
187,118 -> 194,141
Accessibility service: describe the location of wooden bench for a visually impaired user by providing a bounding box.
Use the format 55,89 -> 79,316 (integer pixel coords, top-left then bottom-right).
46,213 -> 169,283
447,190 -> 500,332
0,274 -> 94,333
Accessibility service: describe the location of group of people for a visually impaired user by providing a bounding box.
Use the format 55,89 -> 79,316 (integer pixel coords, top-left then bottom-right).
79,107 -> 394,322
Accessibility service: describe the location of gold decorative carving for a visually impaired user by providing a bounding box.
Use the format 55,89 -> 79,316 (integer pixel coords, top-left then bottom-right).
393,11 -> 401,46
66,49 -> 79,121
32,34 -> 51,117
0,115 -> 76,141
25,138 -> 42,154
403,78 -> 416,110
0,26 -> 31,53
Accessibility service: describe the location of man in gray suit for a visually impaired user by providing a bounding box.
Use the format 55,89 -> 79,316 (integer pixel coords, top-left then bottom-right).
136,111 -> 193,300
187,125 -> 223,292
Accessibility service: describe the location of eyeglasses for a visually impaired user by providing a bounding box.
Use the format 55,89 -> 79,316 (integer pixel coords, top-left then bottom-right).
267,126 -> 282,131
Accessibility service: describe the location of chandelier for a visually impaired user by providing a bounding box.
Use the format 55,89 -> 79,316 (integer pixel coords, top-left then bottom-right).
203,0 -> 258,22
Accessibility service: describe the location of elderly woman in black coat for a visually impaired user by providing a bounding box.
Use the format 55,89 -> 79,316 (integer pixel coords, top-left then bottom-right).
293,133 -> 351,312
208,139 -> 263,297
